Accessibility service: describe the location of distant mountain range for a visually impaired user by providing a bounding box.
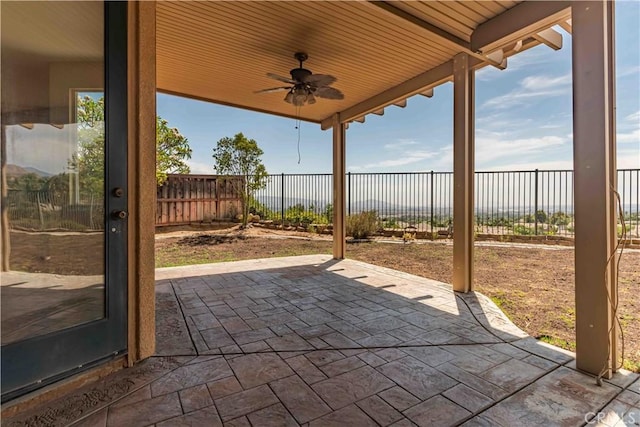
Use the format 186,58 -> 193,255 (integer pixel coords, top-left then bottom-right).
5,164 -> 53,178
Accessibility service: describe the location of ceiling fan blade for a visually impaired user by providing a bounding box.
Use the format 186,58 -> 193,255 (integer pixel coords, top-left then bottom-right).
255,86 -> 291,94
314,86 -> 344,100
304,74 -> 337,87
266,73 -> 296,84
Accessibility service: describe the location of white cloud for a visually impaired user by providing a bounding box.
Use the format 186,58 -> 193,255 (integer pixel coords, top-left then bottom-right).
5,124 -> 77,175
383,139 -> 418,150
186,160 -> 212,175
617,65 -> 640,78
626,110 -> 640,122
483,160 -> 573,172
483,73 -> 571,109
350,150 -> 436,170
617,148 -> 640,169
538,124 -> 563,130
474,149 -> 638,171
618,129 -> 640,144
617,111 -> 640,144
476,112 -> 535,132
476,133 -> 568,168
521,74 -> 571,91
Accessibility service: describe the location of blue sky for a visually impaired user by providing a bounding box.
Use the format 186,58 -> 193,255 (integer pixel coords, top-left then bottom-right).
157,2 -> 640,175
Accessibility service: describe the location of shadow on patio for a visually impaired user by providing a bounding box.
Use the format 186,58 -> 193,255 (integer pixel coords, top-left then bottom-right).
5,255 -> 640,426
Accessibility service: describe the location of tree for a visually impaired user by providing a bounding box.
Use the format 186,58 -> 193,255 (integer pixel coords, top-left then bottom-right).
75,95 -> 105,197
156,118 -> 192,185
74,95 -> 191,191
8,173 -> 47,192
212,133 -> 268,228
535,209 -> 548,224
549,211 -> 570,226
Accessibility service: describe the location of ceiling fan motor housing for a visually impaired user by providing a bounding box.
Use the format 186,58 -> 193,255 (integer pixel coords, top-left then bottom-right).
290,67 -> 312,82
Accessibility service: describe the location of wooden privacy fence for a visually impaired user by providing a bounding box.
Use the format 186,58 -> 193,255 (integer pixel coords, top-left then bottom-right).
156,174 -> 243,226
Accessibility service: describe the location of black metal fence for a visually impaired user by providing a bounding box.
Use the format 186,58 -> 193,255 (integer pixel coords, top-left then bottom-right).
249,169 -> 640,238
8,169 -> 638,237
7,190 -> 104,231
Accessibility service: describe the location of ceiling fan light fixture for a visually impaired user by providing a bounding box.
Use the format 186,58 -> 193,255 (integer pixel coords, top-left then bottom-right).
307,92 -> 316,105
284,91 -> 294,104
292,95 -> 306,107
293,86 -> 308,106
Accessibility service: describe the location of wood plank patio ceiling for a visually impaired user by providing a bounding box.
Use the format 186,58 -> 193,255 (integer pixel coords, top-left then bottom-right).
156,1 -> 523,124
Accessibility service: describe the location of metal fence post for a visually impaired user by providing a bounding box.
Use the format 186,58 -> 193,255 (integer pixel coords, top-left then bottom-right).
534,168 -> 539,235
347,172 -> 351,216
281,173 -> 285,229
36,192 -> 44,229
430,171 -> 434,233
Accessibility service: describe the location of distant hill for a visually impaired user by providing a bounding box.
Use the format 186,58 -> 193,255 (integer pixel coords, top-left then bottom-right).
5,164 -> 53,178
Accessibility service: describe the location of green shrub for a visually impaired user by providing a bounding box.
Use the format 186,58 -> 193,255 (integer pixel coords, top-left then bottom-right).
347,211 -> 379,239
550,211 -> 570,226
323,204 -> 333,223
248,196 -> 276,220
284,204 -> 327,225
382,218 -> 399,229
484,216 -> 512,227
616,223 -> 631,238
535,210 -> 548,224
513,224 -> 534,235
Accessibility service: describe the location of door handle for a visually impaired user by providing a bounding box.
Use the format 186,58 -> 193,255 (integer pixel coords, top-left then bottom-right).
112,210 -> 128,219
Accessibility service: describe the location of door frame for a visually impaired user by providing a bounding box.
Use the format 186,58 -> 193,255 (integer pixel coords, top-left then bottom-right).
1,2 -> 128,402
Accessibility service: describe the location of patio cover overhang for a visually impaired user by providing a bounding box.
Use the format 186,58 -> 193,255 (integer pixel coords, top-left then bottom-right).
130,1 -> 618,380
155,1 -> 571,125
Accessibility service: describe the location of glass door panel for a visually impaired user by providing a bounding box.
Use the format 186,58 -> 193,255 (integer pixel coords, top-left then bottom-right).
1,1 -> 127,400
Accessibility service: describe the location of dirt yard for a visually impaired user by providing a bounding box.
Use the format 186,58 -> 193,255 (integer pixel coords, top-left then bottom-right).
8,227 -> 639,371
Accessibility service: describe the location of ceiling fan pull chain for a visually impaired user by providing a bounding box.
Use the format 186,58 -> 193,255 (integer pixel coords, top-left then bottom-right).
296,110 -> 302,164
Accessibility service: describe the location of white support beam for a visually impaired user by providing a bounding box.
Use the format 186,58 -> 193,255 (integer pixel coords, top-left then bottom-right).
471,1 -> 571,53
533,28 -> 563,50
321,61 -> 453,129
332,114 -> 346,260
572,0 -> 618,379
452,53 -> 475,294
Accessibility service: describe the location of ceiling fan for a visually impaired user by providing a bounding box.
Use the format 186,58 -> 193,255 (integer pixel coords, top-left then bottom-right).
255,52 -> 344,107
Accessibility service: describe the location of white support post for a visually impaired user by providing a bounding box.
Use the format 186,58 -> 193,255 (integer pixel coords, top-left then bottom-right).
572,0 -> 618,378
452,53 -> 475,293
332,114 -> 346,259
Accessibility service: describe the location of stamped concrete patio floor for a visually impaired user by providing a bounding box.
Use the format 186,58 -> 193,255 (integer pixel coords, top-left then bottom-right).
6,255 -> 639,427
